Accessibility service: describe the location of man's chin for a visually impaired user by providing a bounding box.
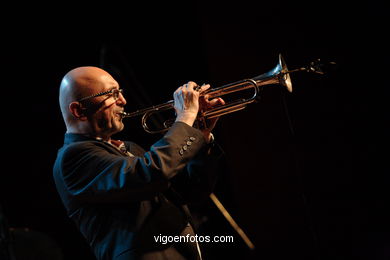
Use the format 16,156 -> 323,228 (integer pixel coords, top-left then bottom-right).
107,122 -> 125,137
118,123 -> 125,132
115,121 -> 125,132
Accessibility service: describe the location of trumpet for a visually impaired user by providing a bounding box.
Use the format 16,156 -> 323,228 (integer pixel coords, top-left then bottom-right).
120,54 -> 328,134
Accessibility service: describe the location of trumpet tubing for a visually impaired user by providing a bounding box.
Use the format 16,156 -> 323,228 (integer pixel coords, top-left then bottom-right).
121,54 -> 293,134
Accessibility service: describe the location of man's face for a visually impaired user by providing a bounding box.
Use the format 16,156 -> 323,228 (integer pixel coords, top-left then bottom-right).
82,75 -> 126,139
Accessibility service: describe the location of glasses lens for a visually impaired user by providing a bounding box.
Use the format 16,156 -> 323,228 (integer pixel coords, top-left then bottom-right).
112,89 -> 123,100
112,89 -> 118,100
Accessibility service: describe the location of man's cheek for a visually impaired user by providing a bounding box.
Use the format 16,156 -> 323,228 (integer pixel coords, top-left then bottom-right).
95,114 -> 110,129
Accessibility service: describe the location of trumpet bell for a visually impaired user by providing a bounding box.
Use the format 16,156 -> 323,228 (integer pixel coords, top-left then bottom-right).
253,54 -> 292,93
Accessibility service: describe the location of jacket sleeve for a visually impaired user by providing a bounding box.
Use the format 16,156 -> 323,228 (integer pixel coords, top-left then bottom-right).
55,122 -> 207,207
169,140 -> 225,204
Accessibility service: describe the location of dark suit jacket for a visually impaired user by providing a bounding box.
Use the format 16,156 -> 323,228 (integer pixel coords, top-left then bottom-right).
53,122 -> 223,260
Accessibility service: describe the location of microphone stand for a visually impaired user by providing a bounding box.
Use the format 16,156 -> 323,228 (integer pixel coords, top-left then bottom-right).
209,193 -> 255,250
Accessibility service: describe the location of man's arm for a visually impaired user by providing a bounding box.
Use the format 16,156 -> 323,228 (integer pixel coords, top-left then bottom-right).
54,122 -> 207,207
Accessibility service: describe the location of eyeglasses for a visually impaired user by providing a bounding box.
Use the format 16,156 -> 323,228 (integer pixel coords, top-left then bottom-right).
77,89 -> 124,102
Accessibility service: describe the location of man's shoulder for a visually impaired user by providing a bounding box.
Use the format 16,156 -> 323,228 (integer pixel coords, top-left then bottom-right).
63,139 -> 103,151
58,140 -> 114,160
54,140 -> 122,175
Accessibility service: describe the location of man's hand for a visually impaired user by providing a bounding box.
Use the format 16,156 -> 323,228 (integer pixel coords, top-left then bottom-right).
174,81 -> 205,126
174,82 -> 224,143
198,88 -> 225,143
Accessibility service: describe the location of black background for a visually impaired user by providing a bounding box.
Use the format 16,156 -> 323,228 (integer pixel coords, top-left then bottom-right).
1,1 -> 389,259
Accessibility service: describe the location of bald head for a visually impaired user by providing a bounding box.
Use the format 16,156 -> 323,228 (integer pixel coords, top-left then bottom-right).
59,66 -> 120,130
60,66 -> 110,116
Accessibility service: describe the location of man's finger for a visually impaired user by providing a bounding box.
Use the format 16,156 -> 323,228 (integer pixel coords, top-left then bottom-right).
208,97 -> 225,107
198,84 -> 210,93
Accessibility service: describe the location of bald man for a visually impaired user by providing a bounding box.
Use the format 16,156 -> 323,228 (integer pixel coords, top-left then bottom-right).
53,66 -> 224,260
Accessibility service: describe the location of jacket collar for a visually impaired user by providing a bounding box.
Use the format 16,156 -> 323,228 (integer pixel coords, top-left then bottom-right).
64,133 -> 97,145
63,133 -> 131,156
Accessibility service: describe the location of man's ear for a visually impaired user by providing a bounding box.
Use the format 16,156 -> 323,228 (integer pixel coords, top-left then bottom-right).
69,102 -> 87,120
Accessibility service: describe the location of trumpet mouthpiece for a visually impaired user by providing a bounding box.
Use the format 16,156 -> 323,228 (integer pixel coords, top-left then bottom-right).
119,111 -> 129,118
